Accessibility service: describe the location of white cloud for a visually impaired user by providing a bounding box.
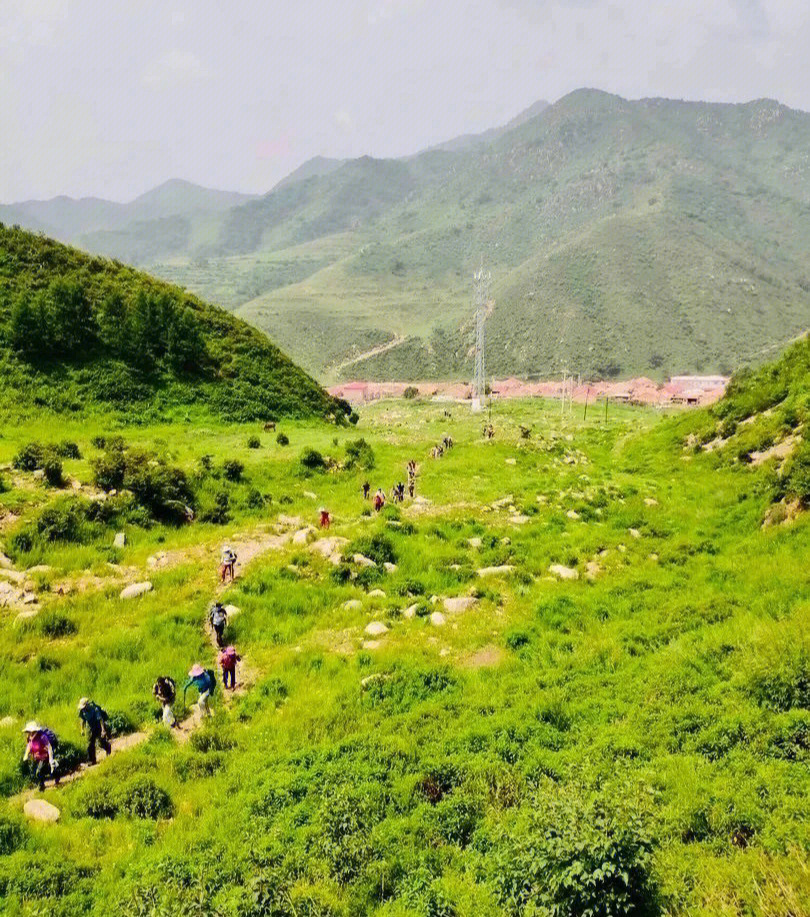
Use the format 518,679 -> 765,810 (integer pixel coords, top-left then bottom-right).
334,109 -> 355,131
142,49 -> 206,87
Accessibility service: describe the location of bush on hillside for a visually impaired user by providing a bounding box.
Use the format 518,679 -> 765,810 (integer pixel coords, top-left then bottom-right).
346,532 -> 397,565
222,459 -> 244,482
345,438 -> 375,471
55,441 -> 81,459
403,386 -> 419,399
489,787 -> 658,917
247,435 -> 261,449
42,454 -> 63,487
780,441 -> 810,507
276,432 -> 289,446
299,448 -> 326,471
13,442 -> 45,471
198,491 -> 230,525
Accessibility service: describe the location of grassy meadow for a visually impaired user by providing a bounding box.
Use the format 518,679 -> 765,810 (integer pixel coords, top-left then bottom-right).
0,390 -> 808,916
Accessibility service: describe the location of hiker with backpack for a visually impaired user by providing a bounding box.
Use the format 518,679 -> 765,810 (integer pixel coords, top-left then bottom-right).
209,602 -> 228,648
184,663 -> 215,718
77,698 -> 111,765
218,645 -> 241,690
220,545 -> 237,583
373,488 -> 386,512
153,676 -> 177,727
22,722 -> 59,791
362,481 -> 370,500
319,508 -> 331,529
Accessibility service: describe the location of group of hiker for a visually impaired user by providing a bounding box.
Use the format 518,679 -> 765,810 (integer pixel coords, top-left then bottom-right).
431,434 -> 454,459
22,588 -> 243,791
362,460 -> 418,511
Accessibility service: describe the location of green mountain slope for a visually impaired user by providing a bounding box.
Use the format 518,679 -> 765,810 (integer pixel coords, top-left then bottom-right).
0,225 -> 347,422
154,90 -> 810,382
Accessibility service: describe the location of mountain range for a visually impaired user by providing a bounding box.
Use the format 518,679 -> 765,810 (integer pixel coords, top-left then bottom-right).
4,90 -> 810,383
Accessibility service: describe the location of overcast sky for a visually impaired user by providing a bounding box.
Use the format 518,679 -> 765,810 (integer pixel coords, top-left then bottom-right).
1,0 -> 808,202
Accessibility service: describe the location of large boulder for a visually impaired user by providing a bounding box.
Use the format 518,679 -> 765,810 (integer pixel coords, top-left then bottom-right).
549,564 -> 579,581
430,611 -> 446,627
443,596 -> 477,614
292,526 -> 316,545
477,565 -> 514,577
113,532 -> 127,548
311,537 -> 348,558
367,589 -> 386,598
353,554 -> 376,568
120,582 -> 153,600
364,621 -> 389,636
343,599 -> 362,611
24,799 -> 60,823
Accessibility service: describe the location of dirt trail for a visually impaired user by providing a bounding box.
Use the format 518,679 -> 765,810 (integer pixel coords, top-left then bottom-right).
330,335 -> 406,375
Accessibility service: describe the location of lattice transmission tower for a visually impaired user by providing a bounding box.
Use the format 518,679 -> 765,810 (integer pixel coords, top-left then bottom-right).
471,263 -> 491,413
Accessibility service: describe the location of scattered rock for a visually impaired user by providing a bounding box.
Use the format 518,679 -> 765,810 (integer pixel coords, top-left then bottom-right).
467,537 -> 482,548
120,582 -> 153,600
585,561 -> 601,580
536,494 -> 548,504
223,604 -> 241,617
32,469 -> 45,480
443,596 -> 477,614
0,569 -> 25,584
0,715 -> 15,727
505,458 -> 517,466
303,490 -> 317,499
21,592 -> 38,605
439,647 -> 450,657
644,497 -> 658,507
509,514 -> 530,525
364,621 -> 389,636
311,537 -> 348,558
549,564 -> 579,581
276,514 -> 303,527
24,799 -> 60,823
343,599 -> 362,611
147,552 -> 168,569
628,528 -> 641,539
617,544 -> 627,553
383,562 -> 397,573
491,495 -> 514,509
362,640 -> 382,650
403,603 -> 419,619
353,553 -> 376,568
292,526 -> 316,545
566,510 -> 580,520
113,532 -> 127,548
648,553 -> 659,562
0,552 -> 12,569
329,553 -> 342,566
367,589 -> 386,598
501,537 -> 511,545
477,565 -> 514,577
430,611 -> 446,627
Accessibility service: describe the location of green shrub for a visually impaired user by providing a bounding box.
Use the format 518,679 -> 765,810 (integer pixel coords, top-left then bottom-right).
0,815 -> 26,855
345,437 -> 375,471
13,441 -> 45,471
92,449 -> 127,491
38,610 -> 78,638
55,440 -> 81,459
490,787 -> 657,917
222,459 -> 244,481
299,447 -> 326,471
247,435 -> 261,449
199,491 -> 230,524
118,776 -> 173,819
782,441 -> 810,506
276,432 -> 289,446
71,781 -> 120,819
349,412 -> 359,425
403,386 -> 419,399
42,453 -> 63,487
347,532 -> 397,565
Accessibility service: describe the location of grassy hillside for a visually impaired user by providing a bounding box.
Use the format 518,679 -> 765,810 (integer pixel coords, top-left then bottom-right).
0,225 -> 347,422
0,344 -> 808,914
153,90 -> 810,382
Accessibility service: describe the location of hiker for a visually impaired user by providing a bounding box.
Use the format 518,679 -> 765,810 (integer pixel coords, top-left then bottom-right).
220,545 -> 236,583
396,482 -> 405,502
77,698 -> 112,765
209,602 -> 228,648
184,664 -> 215,718
319,508 -> 331,529
408,478 -> 415,498
22,722 -> 58,791
218,645 -> 241,690
153,676 -> 177,727
373,488 -> 386,512
362,481 -> 370,500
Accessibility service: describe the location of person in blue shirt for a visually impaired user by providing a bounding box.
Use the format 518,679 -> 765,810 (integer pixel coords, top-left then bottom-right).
183,664 -> 214,717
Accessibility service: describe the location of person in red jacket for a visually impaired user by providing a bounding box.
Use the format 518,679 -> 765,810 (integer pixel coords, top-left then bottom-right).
22,722 -> 58,790
218,645 -> 241,690
319,508 -> 331,529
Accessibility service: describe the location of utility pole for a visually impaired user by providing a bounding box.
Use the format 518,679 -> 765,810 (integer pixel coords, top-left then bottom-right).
471,261 -> 490,413
583,387 -> 589,421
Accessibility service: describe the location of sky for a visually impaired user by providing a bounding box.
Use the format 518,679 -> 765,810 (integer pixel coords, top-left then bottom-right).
1,0 -> 809,202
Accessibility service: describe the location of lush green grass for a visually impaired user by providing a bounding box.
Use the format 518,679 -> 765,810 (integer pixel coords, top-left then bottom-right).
0,383 -> 807,915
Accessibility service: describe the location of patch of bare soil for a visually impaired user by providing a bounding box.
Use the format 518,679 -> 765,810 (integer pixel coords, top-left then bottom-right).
459,645 -> 506,669
750,435 -> 800,467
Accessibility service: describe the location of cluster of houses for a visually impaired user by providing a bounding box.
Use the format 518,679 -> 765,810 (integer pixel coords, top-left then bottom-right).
329,375 -> 728,408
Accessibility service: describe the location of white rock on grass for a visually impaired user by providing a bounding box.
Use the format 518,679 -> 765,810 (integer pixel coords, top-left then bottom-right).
0,553 -> 12,569
368,589 -> 386,598
566,510 -> 580,520
311,537 -> 348,557
467,537 -> 482,548
364,621 -> 389,636
303,490 -> 317,499
443,596 -> 477,614
403,604 -> 419,619
147,552 -> 168,569
383,562 -> 397,573
0,570 -> 24,584
353,554 -> 376,568
585,562 -> 601,580
644,497 -> 658,507
362,640 -> 382,650
292,526 -> 316,545
113,532 -> 127,548
27,565 -> 50,575
477,565 -> 514,577
24,799 -> 60,823
509,515 -> 530,525
0,715 -> 15,727
505,458 -> 517,466
549,564 -> 579,581
120,582 -> 153,600
491,495 -> 514,509
629,528 -> 641,539
343,599 -> 362,611
430,611 -> 446,627
224,604 -> 241,617
361,673 -> 390,689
